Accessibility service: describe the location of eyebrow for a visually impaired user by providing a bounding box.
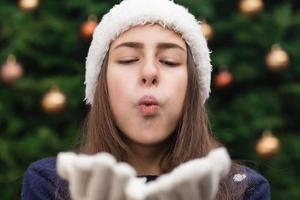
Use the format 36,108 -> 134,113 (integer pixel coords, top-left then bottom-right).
113,42 -> 186,52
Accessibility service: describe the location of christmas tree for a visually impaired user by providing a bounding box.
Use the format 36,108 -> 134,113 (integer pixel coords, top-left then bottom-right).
0,0 -> 299,199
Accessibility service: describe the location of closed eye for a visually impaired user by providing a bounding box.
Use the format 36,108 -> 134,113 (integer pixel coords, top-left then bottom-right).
118,59 -> 139,64
161,60 -> 179,66
118,59 -> 179,66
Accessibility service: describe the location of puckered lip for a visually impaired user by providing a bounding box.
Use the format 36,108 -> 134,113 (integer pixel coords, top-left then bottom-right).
138,95 -> 159,106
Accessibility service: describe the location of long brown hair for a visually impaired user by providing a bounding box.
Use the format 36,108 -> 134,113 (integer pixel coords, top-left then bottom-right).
74,44 -> 247,199
55,45 -> 246,199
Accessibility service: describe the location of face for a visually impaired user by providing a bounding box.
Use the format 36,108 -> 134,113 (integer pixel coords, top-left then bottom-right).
107,23 -> 188,147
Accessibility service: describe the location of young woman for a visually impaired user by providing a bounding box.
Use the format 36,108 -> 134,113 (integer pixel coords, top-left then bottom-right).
21,0 -> 270,199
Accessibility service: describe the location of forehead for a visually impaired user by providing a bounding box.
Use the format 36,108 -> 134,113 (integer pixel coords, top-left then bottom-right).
110,23 -> 186,49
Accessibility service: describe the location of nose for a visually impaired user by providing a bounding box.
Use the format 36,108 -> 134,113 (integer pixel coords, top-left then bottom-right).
140,59 -> 159,87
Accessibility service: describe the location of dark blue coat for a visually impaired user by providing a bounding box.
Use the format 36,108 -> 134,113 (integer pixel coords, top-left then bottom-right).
21,157 -> 270,200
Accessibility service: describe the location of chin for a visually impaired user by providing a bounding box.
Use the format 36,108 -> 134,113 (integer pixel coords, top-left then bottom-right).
129,132 -> 170,146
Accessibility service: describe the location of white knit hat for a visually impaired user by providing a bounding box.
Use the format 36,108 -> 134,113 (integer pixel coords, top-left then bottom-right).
84,0 -> 212,106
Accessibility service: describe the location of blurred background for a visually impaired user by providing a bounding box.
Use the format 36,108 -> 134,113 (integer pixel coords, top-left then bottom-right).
0,0 -> 299,199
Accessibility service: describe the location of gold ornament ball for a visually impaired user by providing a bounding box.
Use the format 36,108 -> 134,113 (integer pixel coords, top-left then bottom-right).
240,0 -> 263,17
256,130 -> 280,159
265,44 -> 289,71
19,0 -> 39,11
201,22 -> 214,41
0,54 -> 23,84
80,15 -> 98,40
214,69 -> 233,89
41,86 -> 67,114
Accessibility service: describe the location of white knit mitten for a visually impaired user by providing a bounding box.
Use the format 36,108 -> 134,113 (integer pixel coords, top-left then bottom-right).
126,147 -> 231,200
57,147 -> 230,200
57,152 -> 136,200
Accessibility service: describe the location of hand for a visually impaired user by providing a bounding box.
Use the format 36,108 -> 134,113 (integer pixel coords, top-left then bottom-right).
126,147 -> 231,200
57,152 -> 136,200
57,147 -> 230,200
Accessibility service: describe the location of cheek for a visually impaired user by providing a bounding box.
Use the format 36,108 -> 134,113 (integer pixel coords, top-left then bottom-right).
157,67 -> 187,138
106,66 -> 136,126
165,68 -> 188,113
107,67 -> 127,115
